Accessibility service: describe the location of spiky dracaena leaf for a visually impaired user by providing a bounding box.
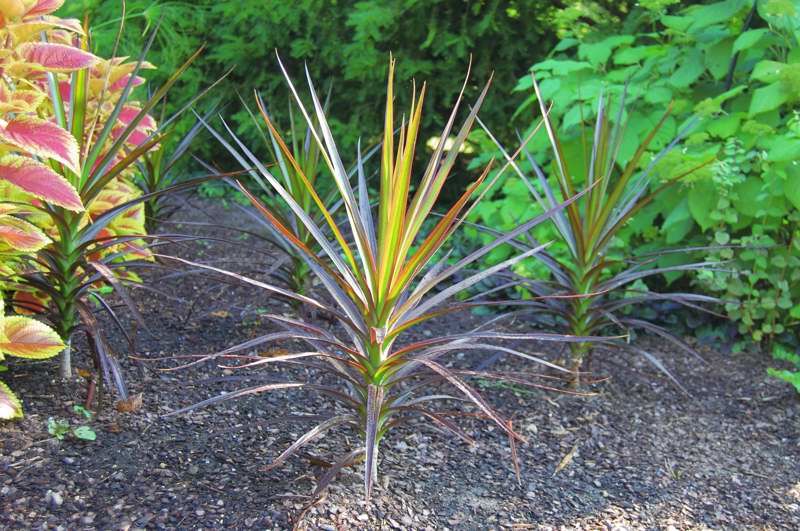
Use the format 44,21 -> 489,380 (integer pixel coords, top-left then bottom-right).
169,57 -> 596,501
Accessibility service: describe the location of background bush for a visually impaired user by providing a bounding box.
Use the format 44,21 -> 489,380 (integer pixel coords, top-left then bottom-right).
59,0 -> 562,197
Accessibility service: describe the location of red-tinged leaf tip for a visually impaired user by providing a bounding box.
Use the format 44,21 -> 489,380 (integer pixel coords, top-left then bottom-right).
16,42 -> 97,72
1,316 -> 65,359
0,215 -> 50,252
0,155 -> 83,211
0,118 -> 80,174
0,380 -> 23,420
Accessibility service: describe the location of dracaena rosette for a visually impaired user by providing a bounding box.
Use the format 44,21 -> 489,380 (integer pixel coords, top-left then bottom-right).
168,58 -> 592,502
476,77 -> 719,389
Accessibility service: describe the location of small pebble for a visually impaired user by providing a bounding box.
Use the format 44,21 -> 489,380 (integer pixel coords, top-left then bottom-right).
44,490 -> 63,508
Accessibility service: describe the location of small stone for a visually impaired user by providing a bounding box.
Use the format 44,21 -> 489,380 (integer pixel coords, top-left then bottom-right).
45,490 -> 63,508
195,509 -> 205,517
402,515 -> 413,526
62,457 -> 75,465
357,513 -> 369,522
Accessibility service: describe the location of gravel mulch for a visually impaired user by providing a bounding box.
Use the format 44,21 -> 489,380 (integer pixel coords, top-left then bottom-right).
1,199 -> 799,530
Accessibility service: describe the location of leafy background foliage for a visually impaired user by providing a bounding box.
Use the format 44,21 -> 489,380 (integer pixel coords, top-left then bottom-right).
58,0 -> 558,197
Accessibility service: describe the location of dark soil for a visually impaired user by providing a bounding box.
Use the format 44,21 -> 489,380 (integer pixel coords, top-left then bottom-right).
2,199 -> 799,530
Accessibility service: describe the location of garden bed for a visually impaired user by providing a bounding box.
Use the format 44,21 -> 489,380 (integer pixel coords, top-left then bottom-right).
1,199 -> 798,530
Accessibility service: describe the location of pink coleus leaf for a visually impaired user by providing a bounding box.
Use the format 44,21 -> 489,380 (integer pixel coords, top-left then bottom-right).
16,42 -> 98,72
0,215 -> 50,252
109,74 -> 145,92
26,0 -> 66,17
0,380 -> 23,420
0,155 -> 83,211
1,315 -> 65,359
117,106 -> 157,130
0,117 -> 81,174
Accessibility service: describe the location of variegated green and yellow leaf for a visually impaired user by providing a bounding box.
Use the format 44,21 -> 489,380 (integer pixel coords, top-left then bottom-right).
0,380 -> 23,420
1,315 -> 64,359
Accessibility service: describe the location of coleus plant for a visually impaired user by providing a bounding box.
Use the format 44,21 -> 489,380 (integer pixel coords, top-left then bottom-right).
0,2 -> 207,396
482,78 -> 720,388
0,293 -> 65,420
167,58 -> 594,501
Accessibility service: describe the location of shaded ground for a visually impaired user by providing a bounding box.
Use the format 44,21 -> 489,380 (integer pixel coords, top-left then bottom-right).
1,199 -> 799,530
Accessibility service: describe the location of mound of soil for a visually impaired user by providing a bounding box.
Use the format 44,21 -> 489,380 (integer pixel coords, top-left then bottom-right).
2,199 -> 798,530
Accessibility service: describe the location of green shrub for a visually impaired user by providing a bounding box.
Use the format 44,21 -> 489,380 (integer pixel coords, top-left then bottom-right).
470,0 -> 800,348
768,343 -> 800,393
59,0 -> 558,187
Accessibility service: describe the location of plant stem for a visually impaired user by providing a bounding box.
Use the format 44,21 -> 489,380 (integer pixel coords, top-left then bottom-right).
60,337 -> 72,380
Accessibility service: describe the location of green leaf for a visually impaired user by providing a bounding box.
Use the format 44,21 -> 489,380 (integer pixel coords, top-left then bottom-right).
533,59 -> 594,74
614,45 -> 665,65
766,135 -> 800,162
751,60 -> 787,83
688,180 -> 718,231
732,178 -> 763,216
669,49 -> 704,88
733,29 -> 770,52
662,198 -> 693,244
686,0 -> 750,31
706,113 -> 742,137
705,38 -> 734,80
644,86 -> 673,104
579,35 -> 635,66
72,426 -> 97,441
748,82 -> 790,116
785,167 -> 800,209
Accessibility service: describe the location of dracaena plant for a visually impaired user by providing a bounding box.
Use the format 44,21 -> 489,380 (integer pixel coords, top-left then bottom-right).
167,58 -> 590,501
202,94 -> 381,299
483,79 -> 719,388
135,99 -> 214,234
0,293 -> 65,420
1,4 -> 206,397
